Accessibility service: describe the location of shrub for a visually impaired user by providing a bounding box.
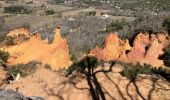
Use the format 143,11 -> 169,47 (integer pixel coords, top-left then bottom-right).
53,0 -> 64,3
121,63 -> 170,82
67,56 -> 98,75
4,5 -> 30,14
4,36 -> 16,46
0,50 -> 9,62
44,64 -> 51,70
7,61 -> 40,78
161,44 -> 170,67
163,17 -> 170,35
70,54 -> 77,64
121,63 -> 152,81
0,34 -> 6,43
86,11 -> 96,16
0,17 -> 5,27
45,9 -> 55,15
106,19 -> 126,33
152,67 -> 170,82
26,1 -> 33,4
84,0 -> 100,5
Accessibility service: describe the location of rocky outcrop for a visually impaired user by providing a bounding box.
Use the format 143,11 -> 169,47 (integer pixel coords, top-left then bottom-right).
0,89 -> 44,100
90,33 -> 131,61
90,32 -> 170,67
3,27 -> 72,70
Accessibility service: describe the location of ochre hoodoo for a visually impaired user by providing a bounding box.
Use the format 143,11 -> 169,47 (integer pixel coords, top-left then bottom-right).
90,32 -> 170,67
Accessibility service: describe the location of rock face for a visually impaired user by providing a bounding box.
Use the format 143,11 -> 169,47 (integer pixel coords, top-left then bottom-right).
0,89 -> 44,100
90,33 -> 131,61
3,27 -> 72,70
90,32 -> 170,67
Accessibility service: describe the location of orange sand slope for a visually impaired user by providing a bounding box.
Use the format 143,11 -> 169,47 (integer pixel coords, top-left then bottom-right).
4,28 -> 72,70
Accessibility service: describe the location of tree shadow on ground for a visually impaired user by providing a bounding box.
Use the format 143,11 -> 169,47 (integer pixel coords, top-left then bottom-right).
47,56 -> 169,100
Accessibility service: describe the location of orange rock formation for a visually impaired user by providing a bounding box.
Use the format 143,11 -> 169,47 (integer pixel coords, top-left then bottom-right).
3,27 -> 72,70
90,33 -> 131,61
90,32 -> 170,67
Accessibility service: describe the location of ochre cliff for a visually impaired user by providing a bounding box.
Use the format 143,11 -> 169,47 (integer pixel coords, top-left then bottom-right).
90,32 -> 170,67
90,33 -> 131,61
2,26 -> 170,69
3,27 -> 72,70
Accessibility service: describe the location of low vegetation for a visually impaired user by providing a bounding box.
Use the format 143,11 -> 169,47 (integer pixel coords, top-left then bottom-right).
4,5 -> 31,14
44,64 -> 52,70
45,9 -> 55,15
105,19 -> 126,33
163,17 -> 170,35
67,56 -> 98,75
7,61 -> 40,78
121,63 -> 153,81
4,36 -> 16,46
121,63 -> 170,82
0,50 -> 10,63
161,44 -> 170,67
0,34 -> 6,43
48,0 -> 64,4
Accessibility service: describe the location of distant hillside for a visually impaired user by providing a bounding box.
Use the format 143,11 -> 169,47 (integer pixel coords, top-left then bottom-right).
70,0 -> 170,12
112,0 -> 170,12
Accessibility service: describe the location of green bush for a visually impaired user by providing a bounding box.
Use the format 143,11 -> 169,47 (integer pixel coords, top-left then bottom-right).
0,34 -> 6,43
84,0 -> 100,5
53,0 -> 64,3
86,11 -> 96,16
161,44 -> 170,67
121,63 -> 152,81
26,1 -> 33,4
0,50 -> 9,62
106,19 -> 126,33
163,17 -> 170,35
152,67 -> 170,81
4,5 -> 30,14
67,56 -> 98,75
70,54 -> 77,64
45,9 -> 55,15
7,61 -> 40,78
44,64 -> 51,70
121,63 -> 170,82
4,36 -> 16,46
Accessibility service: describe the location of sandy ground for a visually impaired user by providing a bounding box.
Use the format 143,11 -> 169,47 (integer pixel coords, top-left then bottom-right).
1,64 -> 170,100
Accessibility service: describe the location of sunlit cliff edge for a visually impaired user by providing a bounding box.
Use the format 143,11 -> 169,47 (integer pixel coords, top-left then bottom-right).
1,27 -> 170,69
